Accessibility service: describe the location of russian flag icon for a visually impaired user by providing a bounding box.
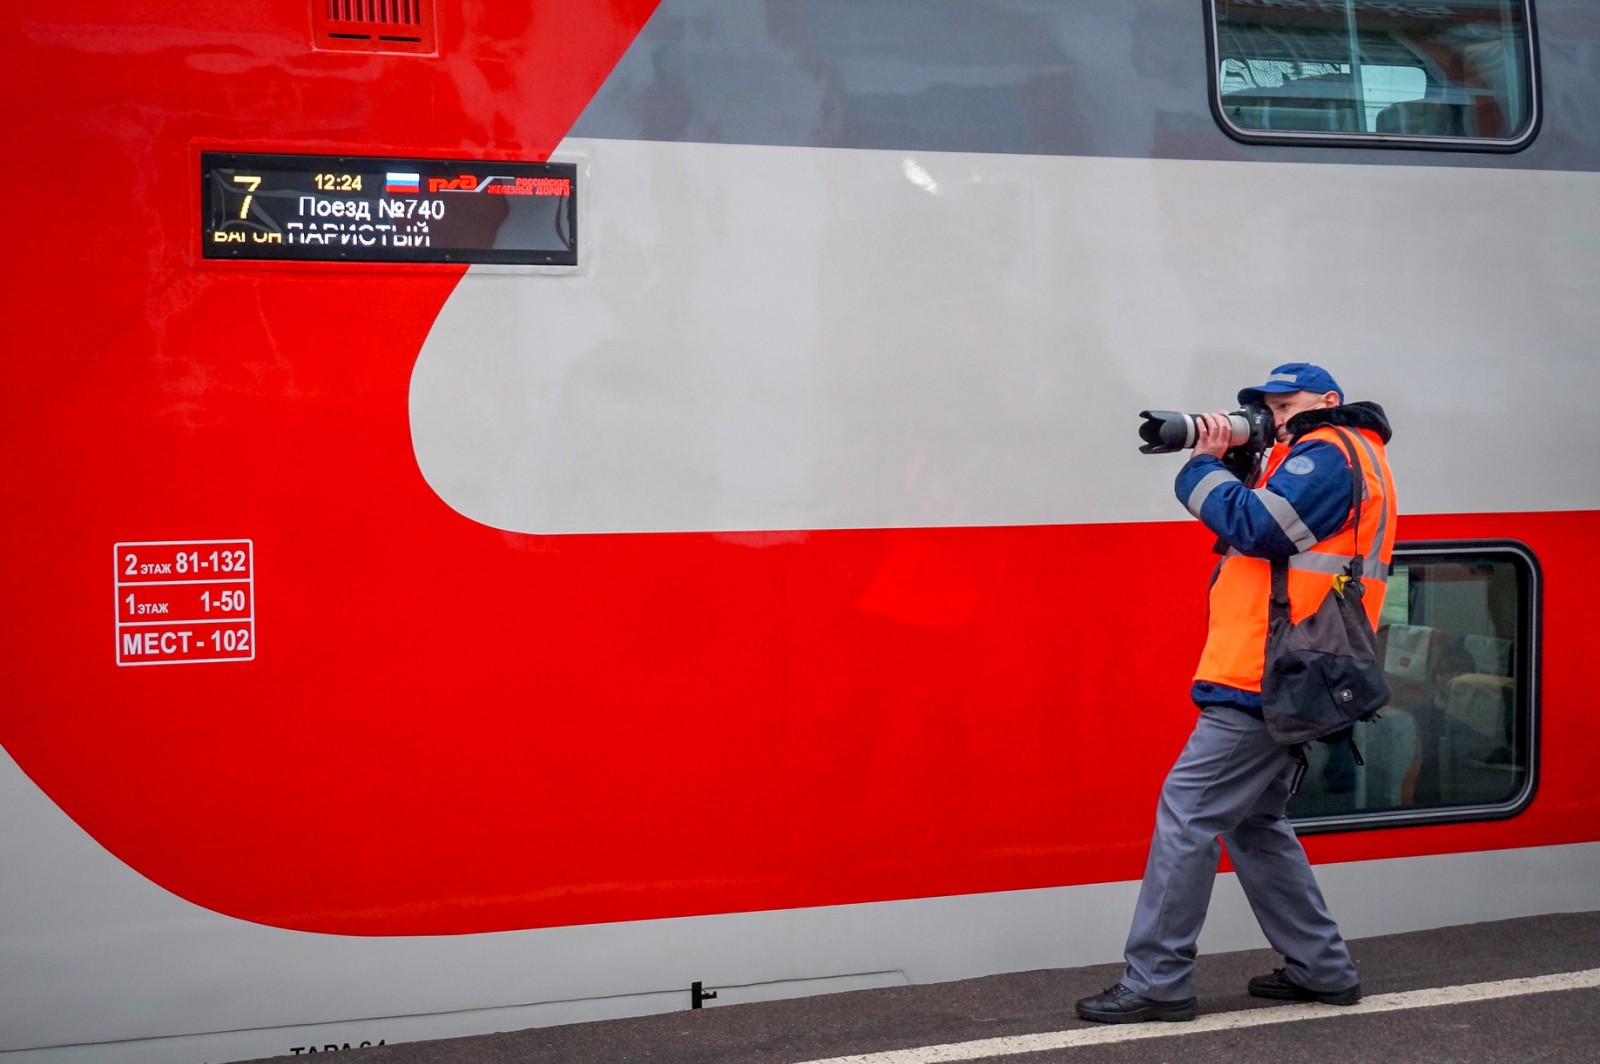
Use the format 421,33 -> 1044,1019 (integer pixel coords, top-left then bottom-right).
385,172 -> 420,194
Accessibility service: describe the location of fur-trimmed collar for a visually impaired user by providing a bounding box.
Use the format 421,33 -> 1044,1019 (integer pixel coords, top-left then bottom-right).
1286,401 -> 1392,444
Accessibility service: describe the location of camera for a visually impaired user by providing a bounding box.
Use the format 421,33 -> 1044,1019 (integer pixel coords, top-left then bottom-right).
1137,401 -> 1274,456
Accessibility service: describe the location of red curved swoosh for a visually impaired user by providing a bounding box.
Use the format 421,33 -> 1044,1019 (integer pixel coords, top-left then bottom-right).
6,3 -> 1591,937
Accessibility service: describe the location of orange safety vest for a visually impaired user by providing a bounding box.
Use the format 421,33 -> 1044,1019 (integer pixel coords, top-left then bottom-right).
1194,425 -> 1397,693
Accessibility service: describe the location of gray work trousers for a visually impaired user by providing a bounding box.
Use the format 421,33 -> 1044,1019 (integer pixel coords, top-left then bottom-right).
1120,705 -> 1358,1002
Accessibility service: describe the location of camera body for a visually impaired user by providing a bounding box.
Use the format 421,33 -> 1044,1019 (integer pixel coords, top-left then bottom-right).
1137,401 -> 1274,456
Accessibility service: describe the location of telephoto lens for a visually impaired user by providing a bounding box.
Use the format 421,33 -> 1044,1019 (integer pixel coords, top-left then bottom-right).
1137,402 -> 1274,455
1138,410 -> 1245,454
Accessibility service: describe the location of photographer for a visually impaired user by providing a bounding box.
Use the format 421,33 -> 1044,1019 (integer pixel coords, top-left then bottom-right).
1076,363 -> 1396,1024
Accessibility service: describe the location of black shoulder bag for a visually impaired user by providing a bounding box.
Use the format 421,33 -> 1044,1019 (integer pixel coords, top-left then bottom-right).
1259,428 -> 1391,746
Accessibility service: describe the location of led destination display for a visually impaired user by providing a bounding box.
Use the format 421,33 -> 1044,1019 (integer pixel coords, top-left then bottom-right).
201,152 -> 577,265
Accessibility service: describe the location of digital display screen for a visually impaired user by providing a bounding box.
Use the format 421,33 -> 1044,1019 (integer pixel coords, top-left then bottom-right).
201,152 -> 577,265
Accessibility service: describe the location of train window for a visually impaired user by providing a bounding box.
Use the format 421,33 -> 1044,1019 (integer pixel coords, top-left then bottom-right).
1289,542 -> 1539,831
1209,0 -> 1538,149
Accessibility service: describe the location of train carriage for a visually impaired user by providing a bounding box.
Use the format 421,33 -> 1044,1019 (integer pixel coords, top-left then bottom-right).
3,1 -> 1598,1060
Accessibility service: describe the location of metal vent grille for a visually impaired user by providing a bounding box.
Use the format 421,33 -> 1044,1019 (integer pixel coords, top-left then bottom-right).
313,0 -> 436,54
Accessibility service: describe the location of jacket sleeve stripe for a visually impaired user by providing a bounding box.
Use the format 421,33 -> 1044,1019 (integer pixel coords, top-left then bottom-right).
1251,488 -> 1319,551
1184,469 -> 1236,518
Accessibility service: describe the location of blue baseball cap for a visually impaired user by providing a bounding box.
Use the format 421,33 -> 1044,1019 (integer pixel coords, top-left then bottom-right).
1237,362 -> 1344,405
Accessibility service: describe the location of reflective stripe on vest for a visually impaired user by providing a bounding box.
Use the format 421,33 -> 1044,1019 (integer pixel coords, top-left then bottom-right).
1227,547 -> 1391,582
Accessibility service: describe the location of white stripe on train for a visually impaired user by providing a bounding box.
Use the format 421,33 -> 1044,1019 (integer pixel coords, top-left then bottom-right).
410,138 -> 1600,536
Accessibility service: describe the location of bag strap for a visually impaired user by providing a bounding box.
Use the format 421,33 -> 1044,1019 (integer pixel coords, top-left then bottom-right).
1328,427 -> 1367,580
1267,426 -> 1367,629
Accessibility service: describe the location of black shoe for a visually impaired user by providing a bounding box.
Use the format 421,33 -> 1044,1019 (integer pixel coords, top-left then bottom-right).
1247,968 -> 1362,1006
1075,982 -> 1197,1024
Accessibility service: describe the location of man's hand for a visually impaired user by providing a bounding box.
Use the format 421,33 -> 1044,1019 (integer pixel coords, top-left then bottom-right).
1192,411 -> 1235,459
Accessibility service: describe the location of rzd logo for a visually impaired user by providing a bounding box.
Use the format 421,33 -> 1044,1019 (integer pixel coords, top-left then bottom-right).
428,174 -> 482,192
